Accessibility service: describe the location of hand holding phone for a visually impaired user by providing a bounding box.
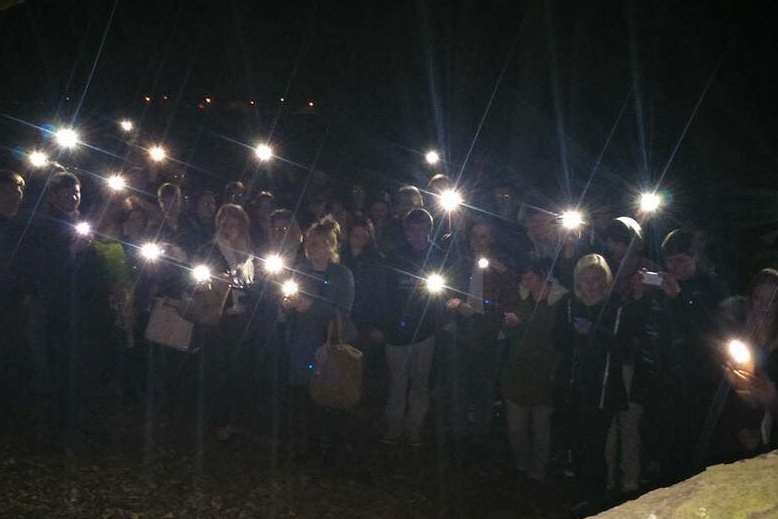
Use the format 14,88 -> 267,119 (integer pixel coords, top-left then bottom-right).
640,271 -> 663,287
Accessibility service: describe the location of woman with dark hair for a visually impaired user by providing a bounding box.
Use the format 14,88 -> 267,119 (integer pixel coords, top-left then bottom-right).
246,191 -> 274,252
502,258 -> 567,484
341,215 -> 389,402
281,216 -> 355,459
183,190 -> 217,252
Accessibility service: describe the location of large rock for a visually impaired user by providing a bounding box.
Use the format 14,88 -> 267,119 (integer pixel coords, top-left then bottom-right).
591,451 -> 778,518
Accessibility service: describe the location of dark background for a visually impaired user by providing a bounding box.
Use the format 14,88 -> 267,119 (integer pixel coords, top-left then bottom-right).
1,0 -> 777,284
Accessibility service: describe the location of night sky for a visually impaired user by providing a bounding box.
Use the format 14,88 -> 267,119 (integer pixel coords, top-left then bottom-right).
1,1 -> 776,238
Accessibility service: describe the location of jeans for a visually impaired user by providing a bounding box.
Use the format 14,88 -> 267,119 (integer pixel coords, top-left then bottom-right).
606,401 -> 644,492
384,336 -> 435,441
606,365 -> 643,492
506,401 -> 553,480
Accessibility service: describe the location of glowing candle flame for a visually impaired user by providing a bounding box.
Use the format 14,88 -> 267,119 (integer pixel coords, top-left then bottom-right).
639,192 -> 662,213
426,273 -> 446,294
728,339 -> 752,366
439,189 -> 463,212
254,143 -> 273,162
191,264 -> 212,283
281,279 -> 299,297
54,128 -> 79,149
263,254 -> 285,274
148,145 -> 167,163
28,150 -> 49,168
106,174 -> 127,192
140,242 -> 163,261
74,221 -> 92,236
560,210 -> 584,230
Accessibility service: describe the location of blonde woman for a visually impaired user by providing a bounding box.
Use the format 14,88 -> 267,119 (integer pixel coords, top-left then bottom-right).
194,204 -> 256,441
555,254 -> 628,514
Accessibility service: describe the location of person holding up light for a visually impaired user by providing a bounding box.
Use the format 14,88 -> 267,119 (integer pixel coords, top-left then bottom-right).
637,228 -> 728,484
381,185 -> 424,255
24,172 -> 109,451
716,268 -> 778,459
280,216 -> 354,461
502,258 -> 567,485
446,219 -> 518,453
383,208 -> 444,447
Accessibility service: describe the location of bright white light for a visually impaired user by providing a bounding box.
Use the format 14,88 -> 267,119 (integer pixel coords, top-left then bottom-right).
140,242 -> 163,262
28,150 -> 49,168
560,210 -> 584,230
106,174 -> 127,192
119,120 -> 134,132
639,192 -> 662,213
191,264 -> 212,283
263,254 -> 285,274
281,279 -> 299,297
425,150 -> 440,165
148,145 -> 167,163
254,143 -> 273,161
74,221 -> 92,236
425,273 -> 446,294
54,128 -> 79,149
439,189 -> 463,212
728,339 -> 752,366
478,257 -> 490,270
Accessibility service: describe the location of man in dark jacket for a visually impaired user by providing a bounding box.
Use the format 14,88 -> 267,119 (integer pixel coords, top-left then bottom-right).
446,219 -> 519,446
640,228 -> 728,484
25,172 -> 109,450
383,208 -> 445,446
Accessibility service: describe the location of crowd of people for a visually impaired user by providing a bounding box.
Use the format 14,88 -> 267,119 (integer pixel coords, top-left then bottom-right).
1,157 -> 777,516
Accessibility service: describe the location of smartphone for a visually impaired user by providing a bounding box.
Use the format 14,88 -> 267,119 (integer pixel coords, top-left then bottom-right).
641,271 -> 663,287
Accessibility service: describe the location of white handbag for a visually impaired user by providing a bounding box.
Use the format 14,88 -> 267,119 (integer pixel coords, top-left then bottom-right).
144,297 -> 194,351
